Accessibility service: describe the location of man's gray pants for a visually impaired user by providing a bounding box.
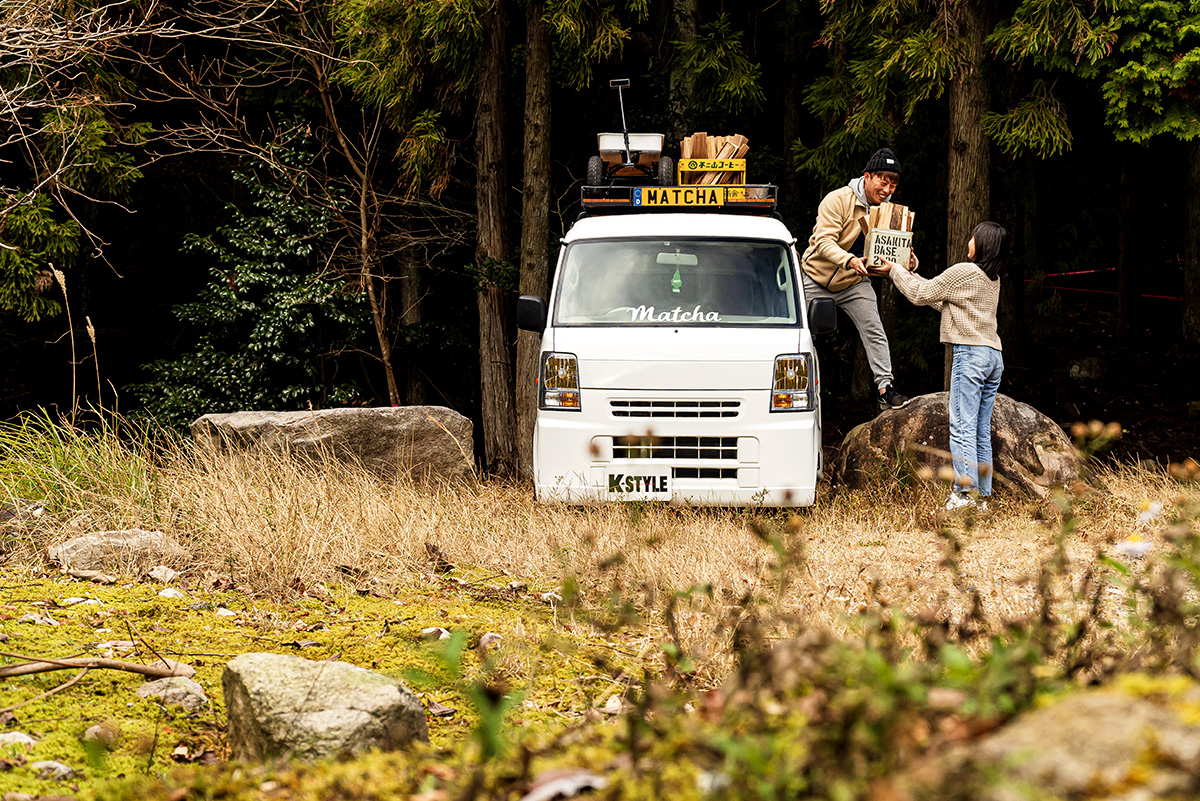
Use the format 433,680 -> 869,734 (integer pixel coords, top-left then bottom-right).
802,274 -> 893,391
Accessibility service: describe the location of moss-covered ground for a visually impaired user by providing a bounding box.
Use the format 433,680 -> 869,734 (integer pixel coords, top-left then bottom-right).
0,566 -> 649,800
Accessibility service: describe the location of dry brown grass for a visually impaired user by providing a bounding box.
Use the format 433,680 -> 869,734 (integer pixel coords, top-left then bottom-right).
17,434 -> 1187,677
5,412 -> 1191,681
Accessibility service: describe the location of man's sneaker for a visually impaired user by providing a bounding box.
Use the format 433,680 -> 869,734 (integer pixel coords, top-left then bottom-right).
878,386 -> 911,410
945,493 -> 975,511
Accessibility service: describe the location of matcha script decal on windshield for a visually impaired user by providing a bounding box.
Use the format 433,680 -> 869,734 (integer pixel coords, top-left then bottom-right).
629,305 -> 721,323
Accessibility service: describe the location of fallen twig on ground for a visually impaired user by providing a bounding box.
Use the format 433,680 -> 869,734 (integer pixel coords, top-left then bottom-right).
0,650 -> 192,679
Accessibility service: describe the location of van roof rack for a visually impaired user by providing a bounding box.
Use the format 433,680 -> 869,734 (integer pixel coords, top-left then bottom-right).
580,184 -> 778,216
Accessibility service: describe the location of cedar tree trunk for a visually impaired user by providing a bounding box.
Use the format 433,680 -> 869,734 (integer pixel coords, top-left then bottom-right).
475,0 -> 517,475
1117,149 -> 1132,343
943,0 -> 991,389
400,254 -> 428,405
1184,140 -> 1200,350
782,0 -> 803,228
668,0 -> 697,147
516,0 -> 552,481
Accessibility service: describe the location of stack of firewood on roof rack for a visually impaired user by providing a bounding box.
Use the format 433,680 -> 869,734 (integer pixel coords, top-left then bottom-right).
678,133 -> 749,185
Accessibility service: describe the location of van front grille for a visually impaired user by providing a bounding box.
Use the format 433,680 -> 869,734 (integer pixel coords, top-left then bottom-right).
672,467 -> 738,480
610,400 -> 740,418
613,436 -> 738,461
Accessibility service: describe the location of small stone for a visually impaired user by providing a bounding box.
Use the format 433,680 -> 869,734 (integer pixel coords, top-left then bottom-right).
137,677 -> 209,711
82,722 -> 119,747
476,632 -> 502,657
158,587 -> 186,599
60,597 -> 101,606
603,695 -> 624,714
147,658 -> 196,678
420,627 -> 451,641
214,607 -> 238,617
147,565 -> 179,583
520,769 -> 608,801
0,731 -> 38,749
66,569 -> 117,584
3,793 -> 35,801
31,760 -> 75,780
49,529 -> 187,571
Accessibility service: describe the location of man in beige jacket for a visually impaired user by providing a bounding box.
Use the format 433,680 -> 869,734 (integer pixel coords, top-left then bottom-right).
801,147 -> 915,410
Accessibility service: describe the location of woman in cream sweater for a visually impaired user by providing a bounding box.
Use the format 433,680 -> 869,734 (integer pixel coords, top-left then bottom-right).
878,222 -> 1008,510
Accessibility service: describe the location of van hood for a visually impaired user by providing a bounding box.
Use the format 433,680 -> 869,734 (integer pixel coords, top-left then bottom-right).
550,327 -> 805,391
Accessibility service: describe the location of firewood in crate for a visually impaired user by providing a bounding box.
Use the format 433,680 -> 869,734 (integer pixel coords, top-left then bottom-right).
866,200 -> 915,269
719,142 -> 750,184
700,135 -> 747,185
679,132 -> 712,183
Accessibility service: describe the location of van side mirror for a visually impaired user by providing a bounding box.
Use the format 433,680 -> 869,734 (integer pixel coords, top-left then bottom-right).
808,297 -> 837,334
517,295 -> 548,332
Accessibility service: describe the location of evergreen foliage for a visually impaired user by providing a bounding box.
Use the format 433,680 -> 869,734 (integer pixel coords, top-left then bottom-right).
0,19 -> 151,321
1102,0 -> 1200,143
981,79 -> 1073,157
132,167 -> 371,428
0,195 -> 78,322
671,14 -> 765,115
795,0 -> 1113,183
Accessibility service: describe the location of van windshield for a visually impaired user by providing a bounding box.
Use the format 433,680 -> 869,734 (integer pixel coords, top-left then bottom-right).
553,239 -> 799,326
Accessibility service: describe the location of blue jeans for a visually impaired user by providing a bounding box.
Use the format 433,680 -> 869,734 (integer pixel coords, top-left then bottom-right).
949,344 -> 1004,496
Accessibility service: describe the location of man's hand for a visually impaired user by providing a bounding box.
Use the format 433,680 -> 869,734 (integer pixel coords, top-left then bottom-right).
848,256 -> 868,277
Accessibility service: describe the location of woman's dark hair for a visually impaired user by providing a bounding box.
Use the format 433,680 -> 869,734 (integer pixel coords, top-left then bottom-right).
971,221 -> 1008,280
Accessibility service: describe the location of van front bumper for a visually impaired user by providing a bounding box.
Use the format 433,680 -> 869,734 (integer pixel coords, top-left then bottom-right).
533,389 -> 819,507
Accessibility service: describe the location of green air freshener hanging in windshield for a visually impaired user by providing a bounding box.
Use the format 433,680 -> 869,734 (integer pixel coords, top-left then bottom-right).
671,267 -> 682,293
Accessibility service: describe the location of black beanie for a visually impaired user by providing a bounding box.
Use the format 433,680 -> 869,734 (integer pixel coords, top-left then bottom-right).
863,147 -> 901,176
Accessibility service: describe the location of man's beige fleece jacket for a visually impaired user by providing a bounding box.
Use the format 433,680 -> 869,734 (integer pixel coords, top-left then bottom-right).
801,185 -> 868,293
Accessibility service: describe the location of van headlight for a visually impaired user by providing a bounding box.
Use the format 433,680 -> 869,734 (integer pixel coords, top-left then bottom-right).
540,352 -> 581,410
771,354 -> 814,412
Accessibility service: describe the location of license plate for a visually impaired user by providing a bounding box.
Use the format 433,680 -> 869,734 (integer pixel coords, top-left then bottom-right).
606,471 -> 671,499
633,187 -> 725,207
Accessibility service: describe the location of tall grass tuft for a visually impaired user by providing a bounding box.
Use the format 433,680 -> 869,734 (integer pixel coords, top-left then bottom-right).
0,410 -> 167,557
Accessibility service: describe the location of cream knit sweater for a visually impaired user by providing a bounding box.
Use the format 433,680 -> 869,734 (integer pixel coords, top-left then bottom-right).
889,261 -> 1002,350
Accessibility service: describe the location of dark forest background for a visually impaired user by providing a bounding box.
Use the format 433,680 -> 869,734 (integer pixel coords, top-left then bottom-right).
2,0 -> 1197,473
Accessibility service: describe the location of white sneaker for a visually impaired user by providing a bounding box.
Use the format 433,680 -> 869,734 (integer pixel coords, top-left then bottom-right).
945,493 -> 975,511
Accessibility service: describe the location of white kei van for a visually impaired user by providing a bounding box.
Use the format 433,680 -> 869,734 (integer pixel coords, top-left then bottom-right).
517,185 -> 836,506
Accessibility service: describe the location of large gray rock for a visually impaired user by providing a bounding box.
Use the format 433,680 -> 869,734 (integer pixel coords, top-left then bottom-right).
834,393 -> 1079,498
47,529 -> 188,571
973,691 -> 1200,798
890,688 -> 1200,800
191,407 -> 475,486
222,652 -> 428,761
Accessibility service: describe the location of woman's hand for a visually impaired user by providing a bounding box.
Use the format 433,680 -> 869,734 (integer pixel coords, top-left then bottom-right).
908,251 -> 919,272
873,258 -> 895,276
